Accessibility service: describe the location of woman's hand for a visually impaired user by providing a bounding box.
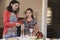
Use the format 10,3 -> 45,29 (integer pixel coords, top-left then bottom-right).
16,23 -> 20,26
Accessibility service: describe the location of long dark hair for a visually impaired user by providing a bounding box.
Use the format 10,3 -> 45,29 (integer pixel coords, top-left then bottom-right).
25,8 -> 34,19
7,0 -> 20,14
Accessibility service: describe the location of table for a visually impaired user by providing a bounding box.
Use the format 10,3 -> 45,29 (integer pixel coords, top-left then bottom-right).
0,37 -> 43,40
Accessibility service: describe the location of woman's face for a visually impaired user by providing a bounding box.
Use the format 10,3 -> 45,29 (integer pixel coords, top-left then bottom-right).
25,10 -> 32,18
11,3 -> 19,11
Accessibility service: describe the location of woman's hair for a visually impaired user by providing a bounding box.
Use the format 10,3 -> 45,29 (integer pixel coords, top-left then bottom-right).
7,0 -> 20,14
25,8 -> 34,19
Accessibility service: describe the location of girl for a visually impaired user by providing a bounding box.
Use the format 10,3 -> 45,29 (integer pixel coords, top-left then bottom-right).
3,0 -> 20,38
22,8 -> 39,36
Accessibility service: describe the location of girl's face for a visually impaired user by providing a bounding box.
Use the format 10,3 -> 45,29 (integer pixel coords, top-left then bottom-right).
25,10 -> 32,18
11,3 -> 19,11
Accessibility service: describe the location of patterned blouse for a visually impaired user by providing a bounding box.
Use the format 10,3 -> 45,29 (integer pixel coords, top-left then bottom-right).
23,19 -> 37,35
6,13 -> 17,37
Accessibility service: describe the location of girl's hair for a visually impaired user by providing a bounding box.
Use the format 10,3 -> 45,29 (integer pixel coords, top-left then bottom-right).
25,8 -> 34,19
7,0 -> 20,14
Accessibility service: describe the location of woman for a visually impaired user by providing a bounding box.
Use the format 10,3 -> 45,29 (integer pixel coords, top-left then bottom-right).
3,0 -> 20,38
22,8 -> 39,36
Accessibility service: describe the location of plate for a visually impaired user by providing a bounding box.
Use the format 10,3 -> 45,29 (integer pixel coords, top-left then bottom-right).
6,37 -> 19,40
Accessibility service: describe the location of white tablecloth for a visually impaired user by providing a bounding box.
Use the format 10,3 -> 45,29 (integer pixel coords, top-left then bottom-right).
1,38 -> 60,40
0,37 -> 43,40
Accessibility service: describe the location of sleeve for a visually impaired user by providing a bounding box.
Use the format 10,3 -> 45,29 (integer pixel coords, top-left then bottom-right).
34,19 -> 37,25
3,11 -> 16,27
18,19 -> 23,24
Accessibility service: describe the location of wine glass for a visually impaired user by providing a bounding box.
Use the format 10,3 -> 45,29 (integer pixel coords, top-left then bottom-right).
21,24 -> 25,37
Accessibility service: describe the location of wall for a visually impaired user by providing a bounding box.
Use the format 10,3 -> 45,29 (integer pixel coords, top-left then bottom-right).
0,0 -> 6,28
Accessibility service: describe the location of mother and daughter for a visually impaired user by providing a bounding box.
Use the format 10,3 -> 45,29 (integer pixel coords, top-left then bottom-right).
3,0 -> 39,38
